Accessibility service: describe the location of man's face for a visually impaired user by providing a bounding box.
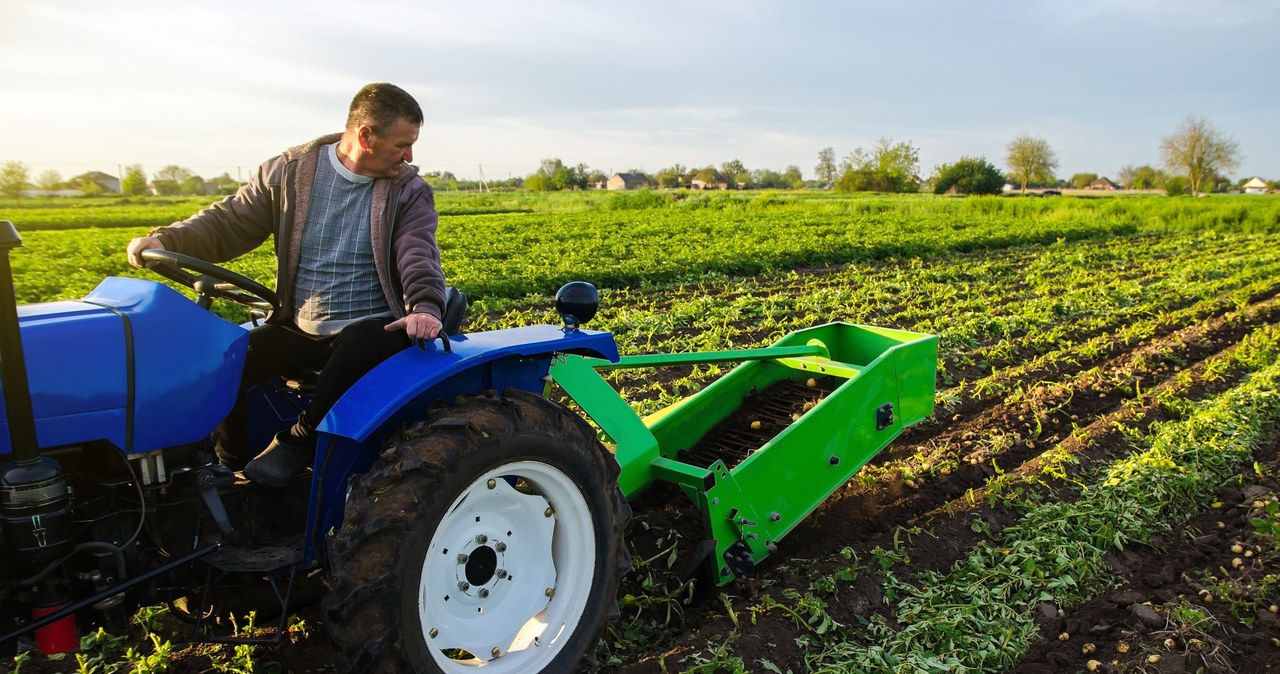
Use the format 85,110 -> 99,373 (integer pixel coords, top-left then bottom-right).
359,117 -> 420,178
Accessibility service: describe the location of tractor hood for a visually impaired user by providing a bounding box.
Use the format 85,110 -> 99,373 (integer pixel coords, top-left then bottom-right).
0,277 -> 248,456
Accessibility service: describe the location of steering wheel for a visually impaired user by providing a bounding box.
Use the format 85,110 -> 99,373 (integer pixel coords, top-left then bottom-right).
140,249 -> 279,312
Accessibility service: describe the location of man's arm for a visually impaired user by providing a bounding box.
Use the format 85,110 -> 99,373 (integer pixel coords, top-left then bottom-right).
142,157 -> 283,263
390,181 -> 447,321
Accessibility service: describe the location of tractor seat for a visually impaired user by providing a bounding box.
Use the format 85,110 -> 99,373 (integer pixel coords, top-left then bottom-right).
283,286 -> 468,393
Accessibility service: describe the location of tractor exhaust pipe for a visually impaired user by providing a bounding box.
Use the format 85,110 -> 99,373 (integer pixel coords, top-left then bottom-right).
0,220 -> 40,461
0,221 -> 76,588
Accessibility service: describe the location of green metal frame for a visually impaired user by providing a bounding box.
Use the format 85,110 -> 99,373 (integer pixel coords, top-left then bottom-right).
550,322 -> 937,583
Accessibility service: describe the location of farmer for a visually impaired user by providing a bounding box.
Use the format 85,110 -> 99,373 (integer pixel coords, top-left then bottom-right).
125,82 -> 445,486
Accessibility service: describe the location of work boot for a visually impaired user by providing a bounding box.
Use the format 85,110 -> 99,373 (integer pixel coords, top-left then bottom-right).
243,431 -> 314,487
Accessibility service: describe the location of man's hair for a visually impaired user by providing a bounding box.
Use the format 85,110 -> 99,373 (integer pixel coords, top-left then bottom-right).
346,83 -> 423,134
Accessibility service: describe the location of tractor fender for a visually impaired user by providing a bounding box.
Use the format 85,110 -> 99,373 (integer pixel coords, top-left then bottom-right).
306,324 -> 618,559
319,324 -> 619,444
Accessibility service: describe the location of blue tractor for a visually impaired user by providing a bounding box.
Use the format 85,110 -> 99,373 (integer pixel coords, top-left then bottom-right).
0,221 -> 629,673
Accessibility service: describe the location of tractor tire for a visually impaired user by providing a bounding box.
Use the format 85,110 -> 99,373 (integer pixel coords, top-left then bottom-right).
322,389 -> 630,674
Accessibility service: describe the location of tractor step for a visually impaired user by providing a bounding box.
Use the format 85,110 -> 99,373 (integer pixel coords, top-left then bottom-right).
191,534 -> 306,645
206,533 -> 305,573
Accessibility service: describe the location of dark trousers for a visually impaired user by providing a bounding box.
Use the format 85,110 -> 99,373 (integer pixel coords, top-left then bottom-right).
215,316 -> 410,468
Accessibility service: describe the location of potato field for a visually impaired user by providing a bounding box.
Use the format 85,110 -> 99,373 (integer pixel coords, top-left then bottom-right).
3,191 -> 1280,673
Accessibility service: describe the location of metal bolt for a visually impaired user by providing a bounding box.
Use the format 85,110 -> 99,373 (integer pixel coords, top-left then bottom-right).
478,588 -> 490,598
429,628 -> 439,639
770,512 -> 781,522
712,497 -> 719,505
491,647 -> 501,658
544,587 -> 554,597
496,568 -> 508,579
496,542 -> 507,552
487,478 -> 496,489
829,456 -> 840,466
544,506 -> 554,517
475,534 -> 488,544
458,581 -> 470,591
457,553 -> 469,563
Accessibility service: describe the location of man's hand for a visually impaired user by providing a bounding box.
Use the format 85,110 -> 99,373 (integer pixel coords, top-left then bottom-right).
126,236 -> 166,268
386,312 -> 443,341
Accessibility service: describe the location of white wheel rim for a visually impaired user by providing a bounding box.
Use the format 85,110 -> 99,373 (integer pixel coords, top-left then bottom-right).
420,460 -> 597,672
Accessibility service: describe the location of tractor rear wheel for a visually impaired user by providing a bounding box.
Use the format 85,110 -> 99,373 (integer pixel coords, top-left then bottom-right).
322,389 -> 629,674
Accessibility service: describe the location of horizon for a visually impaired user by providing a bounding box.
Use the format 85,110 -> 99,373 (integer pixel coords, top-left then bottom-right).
2,1 -> 1276,184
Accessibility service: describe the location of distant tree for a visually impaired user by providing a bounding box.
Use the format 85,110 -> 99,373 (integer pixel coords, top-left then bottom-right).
655,164 -> 686,189
1159,115 -> 1241,196
526,158 -> 586,191
75,176 -> 106,196
720,159 -> 747,185
203,173 -> 239,195
181,174 -> 207,196
1070,172 -> 1098,189
752,169 -> 789,189
814,147 -> 836,187
1164,176 -> 1189,196
154,165 -> 194,184
932,156 -> 1004,195
1129,165 -> 1165,190
151,164 -> 193,196
34,169 -> 64,192
1005,134 -> 1058,192
783,165 -> 803,189
585,169 -> 608,187
1116,165 -> 1136,189
422,171 -> 458,190
834,138 -> 919,193
208,172 -> 239,187
152,181 -> 180,196
0,161 -> 31,198
524,172 -> 553,191
121,165 -> 148,196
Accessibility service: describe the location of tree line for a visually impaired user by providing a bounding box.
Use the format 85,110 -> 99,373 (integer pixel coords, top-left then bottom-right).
438,115 -> 1261,197
822,115 -> 1256,196
2,115 -> 1268,200
0,163 -> 241,199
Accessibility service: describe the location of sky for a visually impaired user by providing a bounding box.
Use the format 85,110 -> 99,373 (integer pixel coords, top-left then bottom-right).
1,0 -> 1276,184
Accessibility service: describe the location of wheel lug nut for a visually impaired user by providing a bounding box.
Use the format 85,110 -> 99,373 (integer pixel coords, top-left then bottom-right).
487,478 -> 496,489
478,588 -> 490,598
475,534 -> 488,544
457,553 -> 469,563
544,587 -> 554,597
496,542 -> 507,552
496,568 -> 508,579
544,507 -> 554,518
458,581 -> 470,591
491,647 -> 501,658
429,628 -> 438,638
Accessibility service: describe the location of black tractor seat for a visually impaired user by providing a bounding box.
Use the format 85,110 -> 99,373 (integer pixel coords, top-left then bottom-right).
283,286 -> 468,394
